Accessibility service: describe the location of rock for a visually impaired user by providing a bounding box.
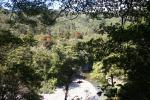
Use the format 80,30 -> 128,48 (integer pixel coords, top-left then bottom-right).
97,91 -> 102,96
77,80 -> 83,84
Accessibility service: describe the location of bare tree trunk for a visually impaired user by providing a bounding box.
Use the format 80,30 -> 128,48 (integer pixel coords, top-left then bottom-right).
64,84 -> 69,100
64,71 -> 74,100
110,74 -> 114,87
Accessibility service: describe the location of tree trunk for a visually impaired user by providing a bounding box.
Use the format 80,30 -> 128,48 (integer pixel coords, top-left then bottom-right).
64,84 -> 69,100
110,74 -> 114,87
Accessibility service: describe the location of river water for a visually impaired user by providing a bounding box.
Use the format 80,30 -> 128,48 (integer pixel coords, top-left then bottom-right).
41,79 -> 103,100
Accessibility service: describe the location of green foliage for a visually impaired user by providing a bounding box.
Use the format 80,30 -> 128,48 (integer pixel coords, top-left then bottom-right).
20,34 -> 38,46
0,30 -> 23,46
7,46 -> 41,87
40,79 -> 57,93
90,62 -> 107,84
0,45 -> 42,100
51,42 -> 81,85
51,14 -> 105,36
32,48 -> 52,80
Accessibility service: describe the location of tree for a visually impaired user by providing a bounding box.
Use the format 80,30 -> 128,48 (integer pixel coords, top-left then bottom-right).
32,47 -> 58,93
0,45 -> 42,100
51,42 -> 81,100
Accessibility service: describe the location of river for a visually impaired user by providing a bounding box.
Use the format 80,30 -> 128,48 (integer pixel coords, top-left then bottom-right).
41,79 -> 106,100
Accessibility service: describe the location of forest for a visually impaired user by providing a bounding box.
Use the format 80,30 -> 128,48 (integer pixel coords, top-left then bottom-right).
0,0 -> 150,100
